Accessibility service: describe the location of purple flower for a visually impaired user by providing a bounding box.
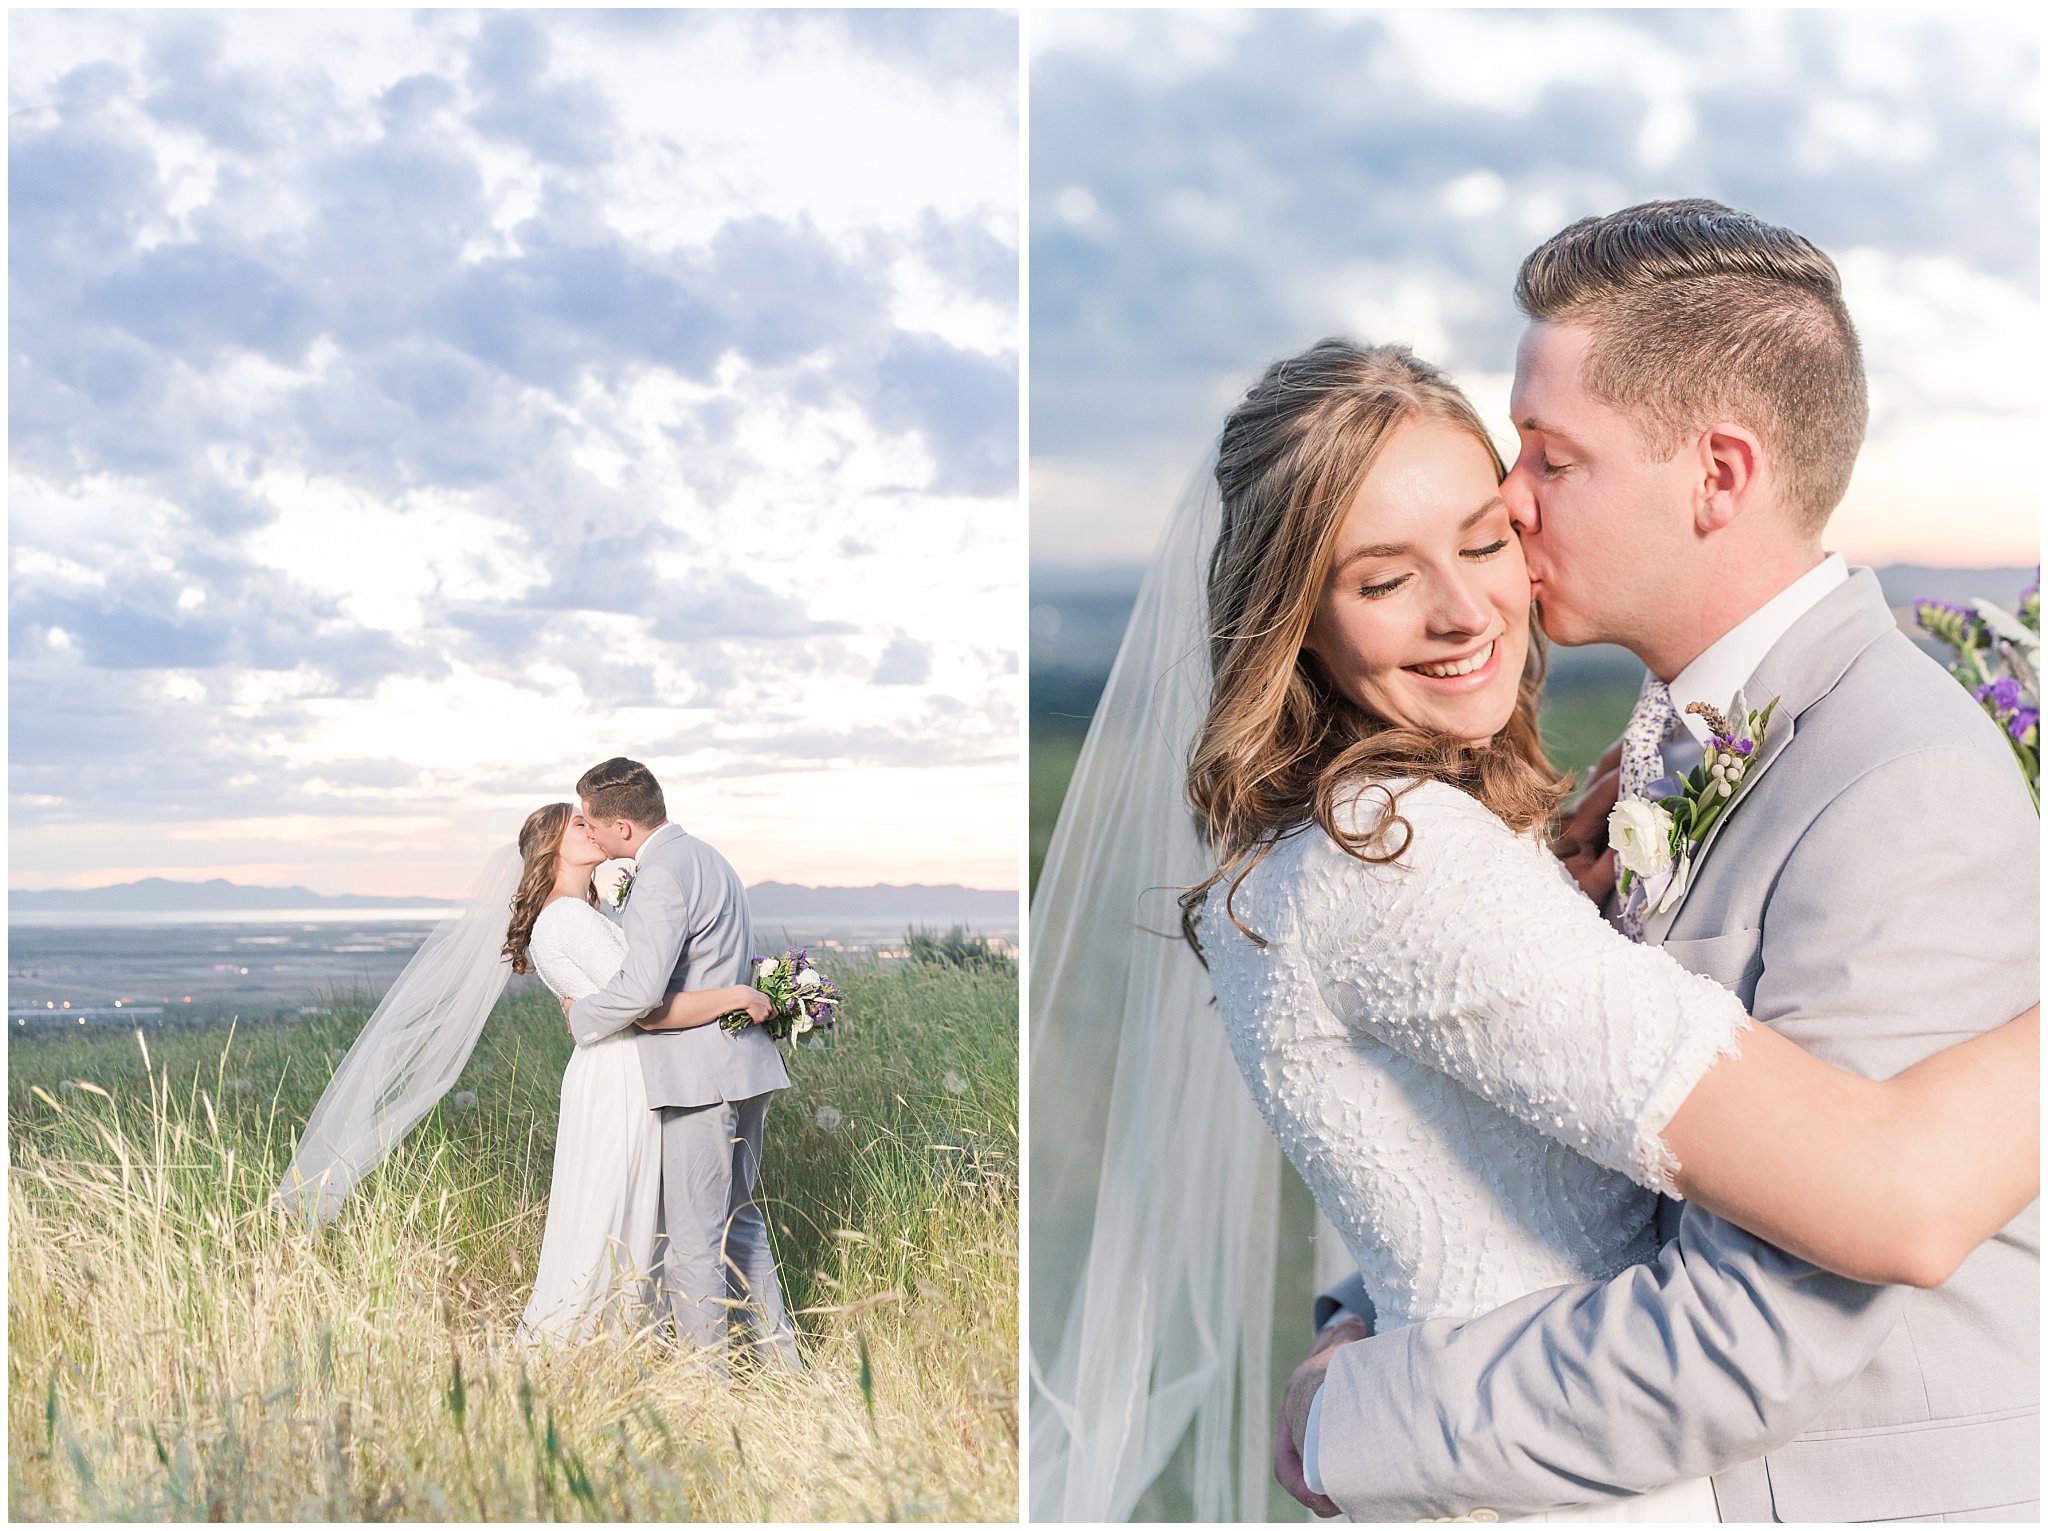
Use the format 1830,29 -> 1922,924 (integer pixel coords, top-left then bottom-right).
1915,599 -> 1983,651
1916,598 -> 1973,621
2011,707 -> 2039,744
1977,677 -> 2025,713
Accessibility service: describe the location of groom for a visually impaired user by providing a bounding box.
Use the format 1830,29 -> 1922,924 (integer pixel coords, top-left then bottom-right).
565,756 -> 800,1368
1286,202 -> 2039,1520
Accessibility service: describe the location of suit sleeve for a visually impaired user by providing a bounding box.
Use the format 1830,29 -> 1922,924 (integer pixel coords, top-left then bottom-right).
565,864 -> 691,1045
1313,1270 -> 1377,1333
1312,744 -> 2034,1521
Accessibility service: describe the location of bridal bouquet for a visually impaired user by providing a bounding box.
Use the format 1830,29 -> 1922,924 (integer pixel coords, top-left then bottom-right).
718,947 -> 842,1041
1915,571 -> 2039,811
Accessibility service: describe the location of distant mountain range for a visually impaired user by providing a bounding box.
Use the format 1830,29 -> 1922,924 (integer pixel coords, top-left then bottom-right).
9,876 -> 1018,923
8,878 -> 430,912
747,882 -> 1016,922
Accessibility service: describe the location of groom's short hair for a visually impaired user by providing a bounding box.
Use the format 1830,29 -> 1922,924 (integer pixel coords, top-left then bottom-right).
577,757 -> 666,828
1515,199 -> 1867,535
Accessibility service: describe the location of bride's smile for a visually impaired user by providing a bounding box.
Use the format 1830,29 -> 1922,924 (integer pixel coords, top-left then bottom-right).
1302,414 -> 1531,744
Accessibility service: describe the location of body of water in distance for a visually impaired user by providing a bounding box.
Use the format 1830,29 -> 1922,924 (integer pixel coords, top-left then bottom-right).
8,909 -> 1017,1031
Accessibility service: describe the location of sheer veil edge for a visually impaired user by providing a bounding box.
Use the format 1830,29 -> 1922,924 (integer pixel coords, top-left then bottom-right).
275,844 -> 522,1225
1028,463 -> 1344,1521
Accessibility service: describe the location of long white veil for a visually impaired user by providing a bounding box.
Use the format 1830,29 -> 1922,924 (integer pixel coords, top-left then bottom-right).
275,844 -> 523,1225
1029,465 -> 1347,1521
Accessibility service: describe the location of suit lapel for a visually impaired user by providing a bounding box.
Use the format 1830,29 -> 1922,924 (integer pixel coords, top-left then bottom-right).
1641,567 -> 1898,945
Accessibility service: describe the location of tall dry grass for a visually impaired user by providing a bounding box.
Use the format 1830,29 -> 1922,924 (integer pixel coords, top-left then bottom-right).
8,960 -> 1017,1521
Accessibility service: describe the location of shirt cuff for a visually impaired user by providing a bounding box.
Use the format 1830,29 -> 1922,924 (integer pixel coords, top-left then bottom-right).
1303,1388 -> 1324,1495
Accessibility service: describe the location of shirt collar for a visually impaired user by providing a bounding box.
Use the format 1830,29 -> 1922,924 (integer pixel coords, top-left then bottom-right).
1668,553 -> 1847,743
635,821 -> 679,856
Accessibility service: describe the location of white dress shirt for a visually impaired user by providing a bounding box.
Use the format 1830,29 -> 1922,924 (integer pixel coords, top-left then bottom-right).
1302,552 -> 1848,1500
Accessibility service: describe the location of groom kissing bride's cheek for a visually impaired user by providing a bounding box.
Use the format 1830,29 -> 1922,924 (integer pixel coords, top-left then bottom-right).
1035,200 -> 2037,1525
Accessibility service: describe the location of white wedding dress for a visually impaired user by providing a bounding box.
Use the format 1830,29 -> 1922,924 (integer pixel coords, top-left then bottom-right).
1201,779 -> 1748,1523
516,896 -> 665,1345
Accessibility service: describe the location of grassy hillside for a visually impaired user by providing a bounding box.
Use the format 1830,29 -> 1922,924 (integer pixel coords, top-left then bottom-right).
9,960 -> 1018,1522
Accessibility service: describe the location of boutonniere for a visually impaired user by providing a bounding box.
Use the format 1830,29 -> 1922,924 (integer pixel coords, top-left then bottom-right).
593,857 -> 637,911
1610,689 -> 1781,917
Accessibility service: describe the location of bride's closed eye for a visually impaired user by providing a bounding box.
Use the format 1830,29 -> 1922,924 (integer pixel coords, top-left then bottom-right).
1357,537 -> 1508,598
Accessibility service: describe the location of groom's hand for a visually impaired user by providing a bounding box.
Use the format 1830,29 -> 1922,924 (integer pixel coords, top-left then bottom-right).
1274,1313 -> 1366,1517
1555,745 -> 1624,904
558,994 -> 575,1037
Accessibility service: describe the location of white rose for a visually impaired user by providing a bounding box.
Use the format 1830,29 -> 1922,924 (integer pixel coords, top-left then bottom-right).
757,956 -> 783,981
1608,797 -> 1675,883
796,969 -> 822,990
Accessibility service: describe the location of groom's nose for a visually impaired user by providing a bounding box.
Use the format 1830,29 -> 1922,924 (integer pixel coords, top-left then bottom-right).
1501,463 -> 1541,537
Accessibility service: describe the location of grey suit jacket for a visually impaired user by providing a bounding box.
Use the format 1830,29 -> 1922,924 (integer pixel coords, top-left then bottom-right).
1314,569 -> 2039,1523
564,823 -> 790,1110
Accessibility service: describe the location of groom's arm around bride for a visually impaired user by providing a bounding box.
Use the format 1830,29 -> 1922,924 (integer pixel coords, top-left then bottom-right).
565,839 -> 717,1046
560,758 -> 788,1097
1305,716 -> 2039,1523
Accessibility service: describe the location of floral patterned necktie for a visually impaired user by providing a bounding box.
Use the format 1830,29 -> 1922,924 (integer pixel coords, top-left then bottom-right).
1620,674 -> 1680,804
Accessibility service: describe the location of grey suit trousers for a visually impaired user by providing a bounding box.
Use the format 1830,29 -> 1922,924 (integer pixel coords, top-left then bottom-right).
656,1091 -> 800,1368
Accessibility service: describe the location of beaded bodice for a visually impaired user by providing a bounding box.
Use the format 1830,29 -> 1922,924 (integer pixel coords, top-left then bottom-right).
1201,779 -> 1749,1329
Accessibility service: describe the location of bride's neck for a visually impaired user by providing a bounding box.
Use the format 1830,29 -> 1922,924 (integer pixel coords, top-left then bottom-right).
549,862 -> 592,905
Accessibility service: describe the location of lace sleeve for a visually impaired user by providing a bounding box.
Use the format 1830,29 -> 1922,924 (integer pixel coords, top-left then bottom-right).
529,902 -> 628,1006
1306,780 -> 1750,1194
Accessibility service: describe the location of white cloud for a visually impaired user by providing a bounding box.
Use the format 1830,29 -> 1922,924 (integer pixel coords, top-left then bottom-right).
1030,8 -> 2038,571
9,9 -> 1020,896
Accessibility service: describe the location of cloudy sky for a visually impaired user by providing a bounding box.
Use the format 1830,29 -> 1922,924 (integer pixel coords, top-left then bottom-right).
11,9 -> 1019,897
1032,8 -> 2038,570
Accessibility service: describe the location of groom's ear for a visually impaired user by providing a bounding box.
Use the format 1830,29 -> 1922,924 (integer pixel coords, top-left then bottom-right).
1693,422 -> 1763,534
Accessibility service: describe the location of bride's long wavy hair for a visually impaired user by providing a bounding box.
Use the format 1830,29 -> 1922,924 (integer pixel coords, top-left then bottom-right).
1180,339 -> 1570,952
503,803 -> 594,974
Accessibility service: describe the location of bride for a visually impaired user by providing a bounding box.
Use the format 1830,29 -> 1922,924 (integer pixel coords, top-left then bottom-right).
276,802 -> 773,1346
1028,339 -> 2038,1521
